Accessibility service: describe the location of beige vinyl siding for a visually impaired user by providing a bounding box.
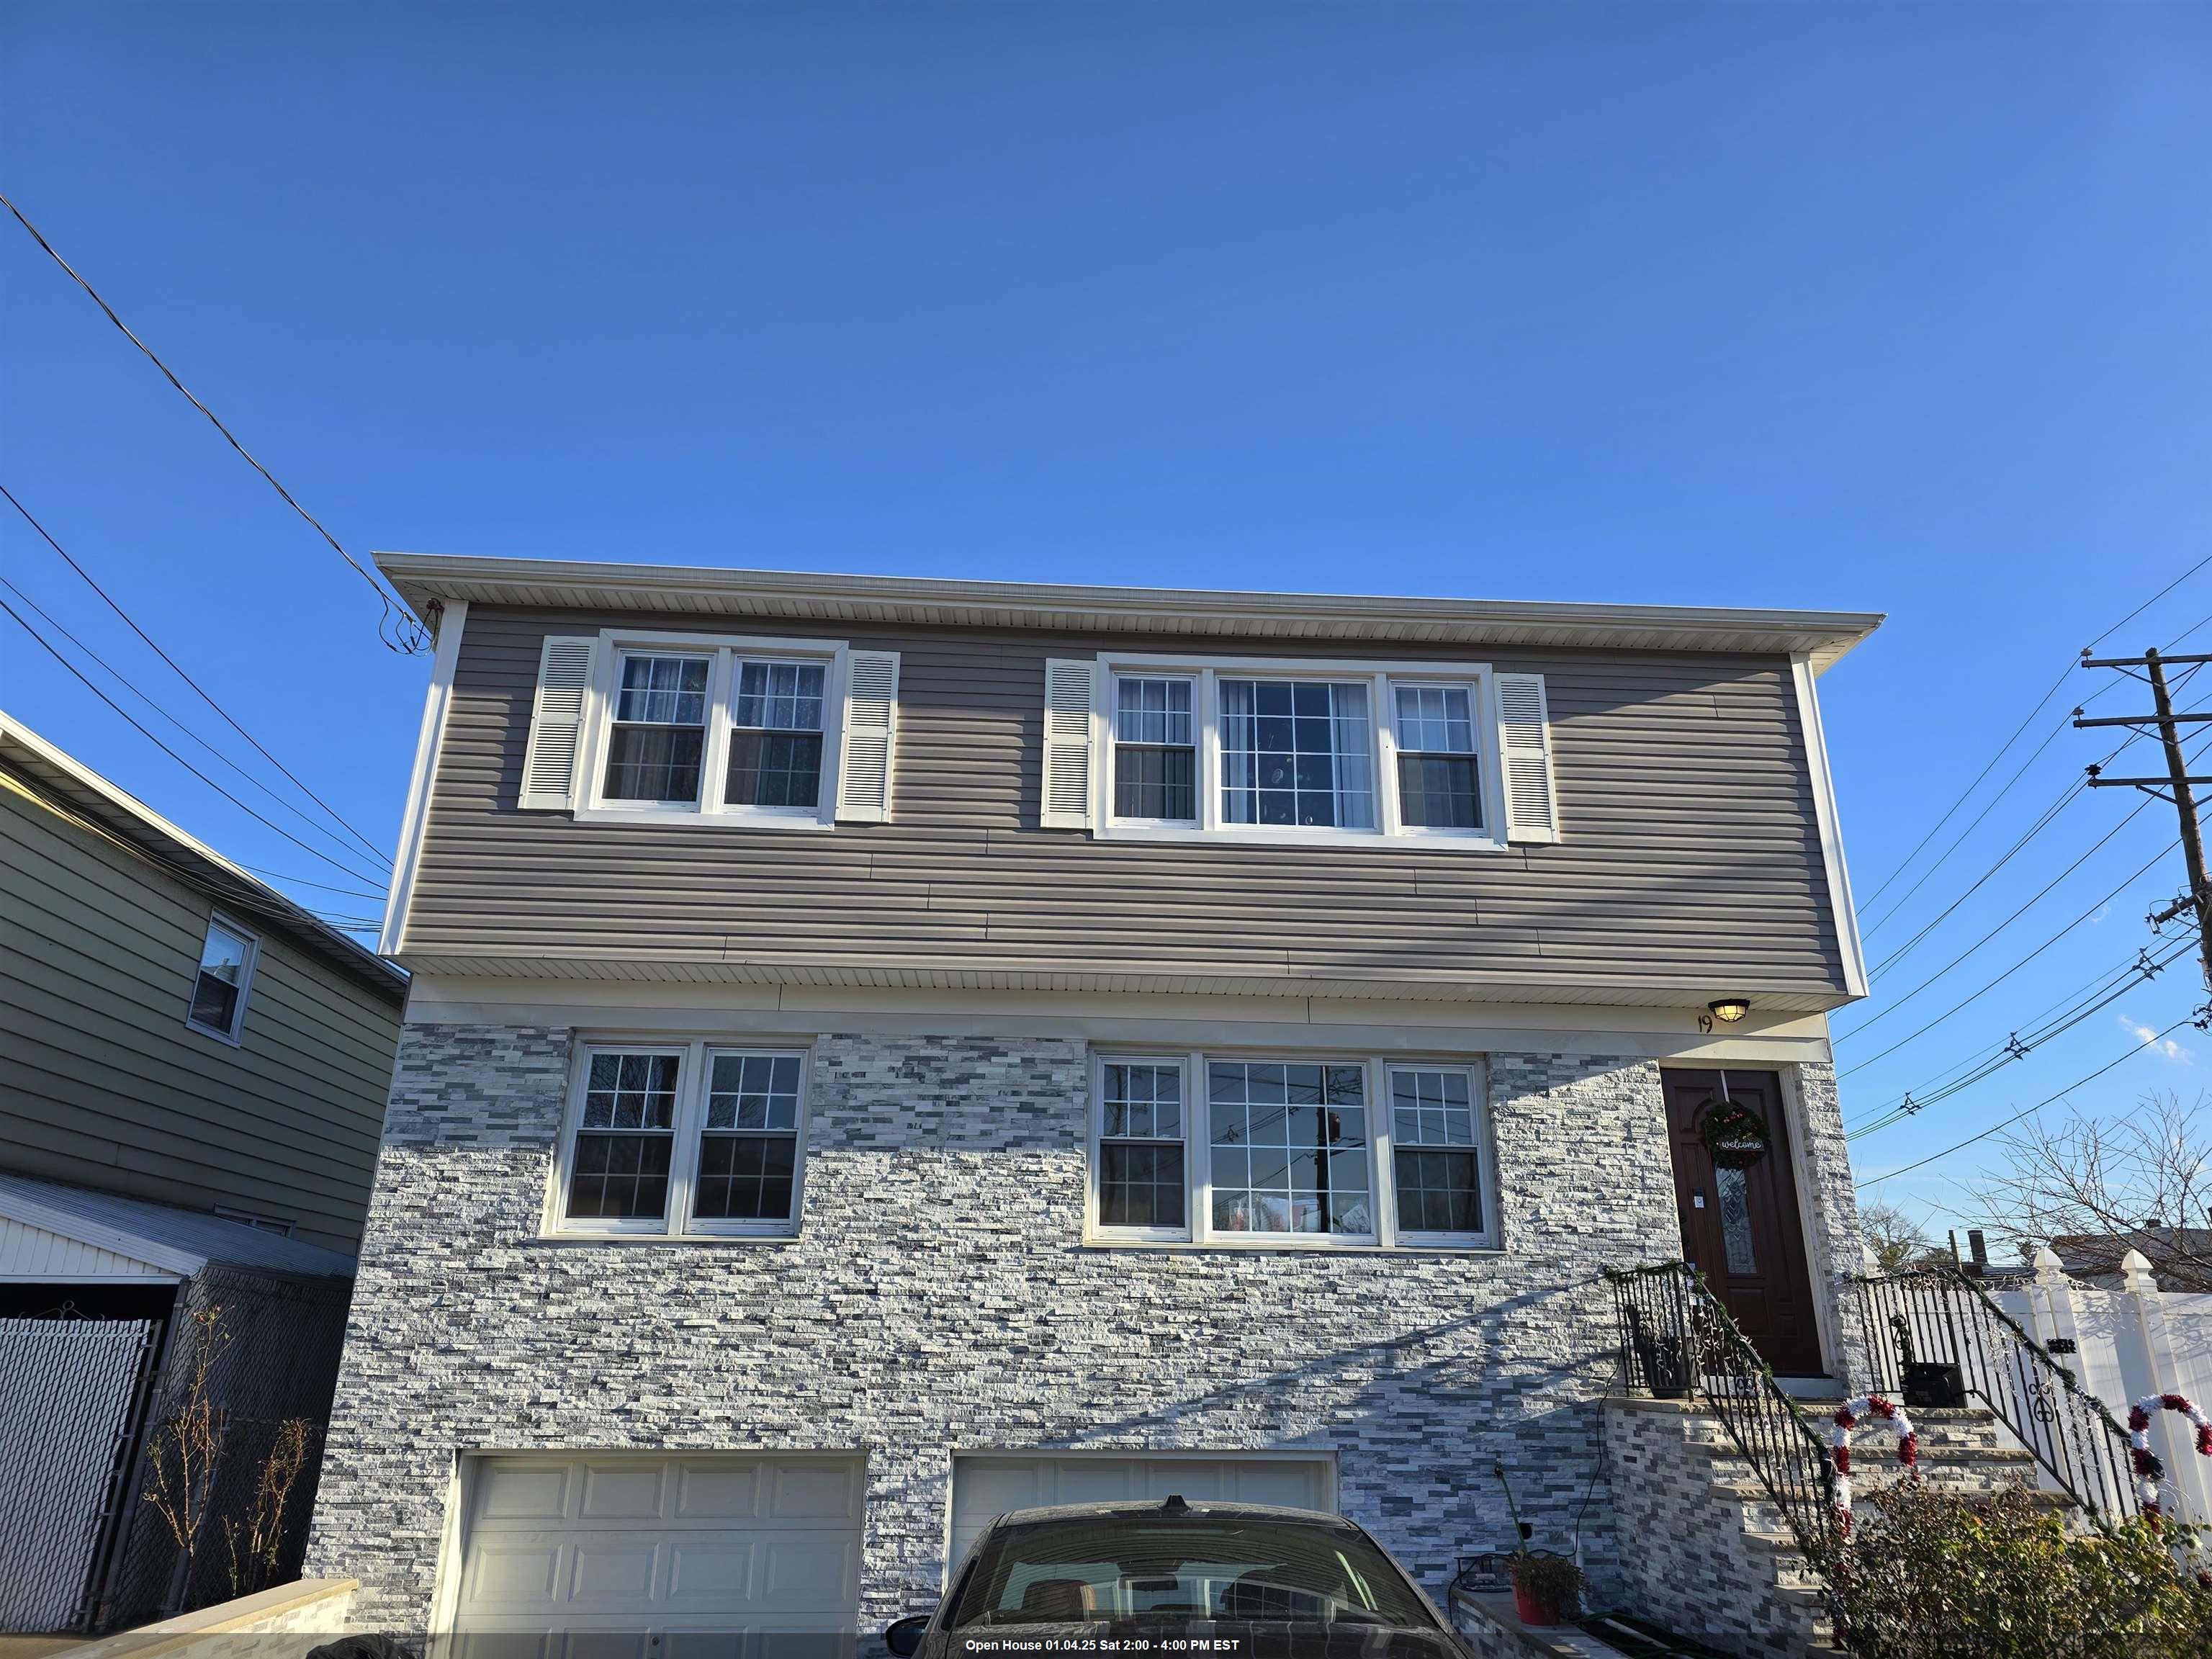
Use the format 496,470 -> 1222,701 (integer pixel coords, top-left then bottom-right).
401,607 -> 1845,997
0,773 -> 403,1252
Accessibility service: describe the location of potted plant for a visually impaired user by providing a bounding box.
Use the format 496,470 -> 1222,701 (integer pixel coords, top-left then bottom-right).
1491,1465 -> 1585,1628
1508,1550 -> 1583,1628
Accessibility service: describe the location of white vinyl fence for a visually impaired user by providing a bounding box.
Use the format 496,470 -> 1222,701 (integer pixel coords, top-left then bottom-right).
1987,1251 -> 2212,1527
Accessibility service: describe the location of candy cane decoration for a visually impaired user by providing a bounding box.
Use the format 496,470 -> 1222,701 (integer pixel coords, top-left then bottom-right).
1832,1394 -> 1920,1527
2127,1392 -> 2212,1516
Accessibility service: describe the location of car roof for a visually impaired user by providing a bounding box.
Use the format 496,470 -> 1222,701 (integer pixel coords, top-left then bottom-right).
987,1500 -> 1356,1528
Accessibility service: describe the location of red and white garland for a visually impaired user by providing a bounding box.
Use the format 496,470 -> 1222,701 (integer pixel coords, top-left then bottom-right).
2127,1392 -> 2212,1516
1832,1394 -> 1920,1526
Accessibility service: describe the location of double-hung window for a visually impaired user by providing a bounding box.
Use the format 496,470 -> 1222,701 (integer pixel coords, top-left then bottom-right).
185,914 -> 258,1043
1112,678 -> 1197,822
583,634 -> 849,826
1089,1053 -> 1493,1249
552,1040 -> 811,1238
1090,657 -> 1516,847
605,655 -> 711,802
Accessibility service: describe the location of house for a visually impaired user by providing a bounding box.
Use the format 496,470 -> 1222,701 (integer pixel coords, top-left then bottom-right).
0,711 -> 407,1632
305,555 -> 1880,1643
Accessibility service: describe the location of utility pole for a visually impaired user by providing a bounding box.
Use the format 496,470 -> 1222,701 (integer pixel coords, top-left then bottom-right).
2077,647 -> 2212,993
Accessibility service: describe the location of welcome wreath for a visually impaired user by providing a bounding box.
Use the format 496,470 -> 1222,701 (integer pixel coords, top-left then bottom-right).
1701,1101 -> 1771,1169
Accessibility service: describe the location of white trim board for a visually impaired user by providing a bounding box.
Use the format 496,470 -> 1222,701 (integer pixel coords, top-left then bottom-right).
1791,651 -> 1869,1000
400,975 -> 1836,1063
382,598 -> 468,955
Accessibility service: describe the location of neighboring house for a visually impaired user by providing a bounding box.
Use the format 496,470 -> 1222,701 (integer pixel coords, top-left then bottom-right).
307,557 -> 1880,1642
2048,1228 -> 2212,1290
0,711 -> 407,1632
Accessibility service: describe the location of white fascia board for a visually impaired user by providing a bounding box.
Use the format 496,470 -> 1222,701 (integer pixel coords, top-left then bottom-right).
380,600 -> 468,955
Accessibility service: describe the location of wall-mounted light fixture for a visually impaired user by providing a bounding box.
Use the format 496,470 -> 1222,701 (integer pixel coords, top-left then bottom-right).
1707,997 -> 1750,1025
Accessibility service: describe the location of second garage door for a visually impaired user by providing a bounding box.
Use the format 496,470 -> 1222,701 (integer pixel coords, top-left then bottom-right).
451,1453 -> 863,1657
947,1455 -> 1335,1570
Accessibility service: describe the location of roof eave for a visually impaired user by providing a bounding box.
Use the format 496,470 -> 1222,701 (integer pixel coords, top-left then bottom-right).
375,552 -> 1883,675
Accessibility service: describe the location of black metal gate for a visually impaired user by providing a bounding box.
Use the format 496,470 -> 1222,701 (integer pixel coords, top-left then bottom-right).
0,1311 -> 166,1632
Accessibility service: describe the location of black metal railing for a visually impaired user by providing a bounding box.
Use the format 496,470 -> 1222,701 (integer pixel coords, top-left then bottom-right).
1606,1262 -> 1840,1561
1854,1266 -> 2143,1527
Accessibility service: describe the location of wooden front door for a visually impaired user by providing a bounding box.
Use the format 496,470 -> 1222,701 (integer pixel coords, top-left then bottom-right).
1661,1068 -> 1825,1377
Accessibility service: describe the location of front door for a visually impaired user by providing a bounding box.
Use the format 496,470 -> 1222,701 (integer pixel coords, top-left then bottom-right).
1661,1068 -> 1825,1377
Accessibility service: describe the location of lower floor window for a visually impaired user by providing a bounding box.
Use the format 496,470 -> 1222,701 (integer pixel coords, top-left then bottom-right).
554,1042 -> 811,1236
1090,1053 -> 1491,1248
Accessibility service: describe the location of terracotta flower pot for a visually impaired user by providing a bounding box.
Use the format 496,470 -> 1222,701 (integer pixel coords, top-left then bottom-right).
1511,1581 -> 1558,1627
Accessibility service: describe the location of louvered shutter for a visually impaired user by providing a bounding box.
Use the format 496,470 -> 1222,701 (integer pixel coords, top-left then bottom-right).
1496,673 -> 1560,844
835,650 -> 901,822
1040,658 -> 1095,830
518,636 -> 598,810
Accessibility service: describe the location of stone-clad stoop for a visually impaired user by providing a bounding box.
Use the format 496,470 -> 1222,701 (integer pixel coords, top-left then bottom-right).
1603,1396 -> 2064,1658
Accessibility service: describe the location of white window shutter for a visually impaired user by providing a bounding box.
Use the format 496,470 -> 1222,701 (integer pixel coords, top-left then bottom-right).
518,636 -> 597,811
1040,658 -> 1095,830
1496,673 -> 1560,844
836,650 -> 901,822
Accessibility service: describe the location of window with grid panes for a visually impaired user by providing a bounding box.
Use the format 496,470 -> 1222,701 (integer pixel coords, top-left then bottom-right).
1097,1061 -> 1187,1232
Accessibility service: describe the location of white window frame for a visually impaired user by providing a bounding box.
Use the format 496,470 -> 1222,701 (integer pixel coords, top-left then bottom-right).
184,912 -> 259,1045
544,1037 -> 814,1240
1093,653 -> 1509,850
1086,1051 -> 1496,1251
575,629 -> 850,829
1377,1061 -> 1497,1249
1088,1054 -> 1196,1243
1104,673 -> 1202,829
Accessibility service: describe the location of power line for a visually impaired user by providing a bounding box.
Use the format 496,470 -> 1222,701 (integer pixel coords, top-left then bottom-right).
1853,1012 -> 2200,1191
1844,935 -> 2195,1140
1864,770 -> 2084,975
1841,930 -> 2170,1086
237,864 -> 388,903
0,567 -> 390,882
0,192 -> 427,655
1860,720 -> 2079,941
0,590 -> 392,888
0,482 -> 392,864
1856,557 -> 2212,914
1836,835 -> 2180,1046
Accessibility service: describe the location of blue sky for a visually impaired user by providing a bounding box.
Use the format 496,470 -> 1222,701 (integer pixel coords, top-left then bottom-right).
6,4 -> 2210,1238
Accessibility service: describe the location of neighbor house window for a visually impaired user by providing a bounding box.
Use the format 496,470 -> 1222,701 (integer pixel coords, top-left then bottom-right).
552,1041 -> 811,1237
1112,677 -> 1196,822
186,915 -> 258,1043
1094,657 -> 1505,845
1088,1054 -> 1491,1249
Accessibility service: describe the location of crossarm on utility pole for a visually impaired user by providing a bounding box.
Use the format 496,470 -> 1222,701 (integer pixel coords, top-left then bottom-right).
2144,650 -> 2212,993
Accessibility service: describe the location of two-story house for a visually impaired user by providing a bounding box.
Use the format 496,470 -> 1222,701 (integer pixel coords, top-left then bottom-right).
0,711 -> 407,1632
307,555 -> 1879,1644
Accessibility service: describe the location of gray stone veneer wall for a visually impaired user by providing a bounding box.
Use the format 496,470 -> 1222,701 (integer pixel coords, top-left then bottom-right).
306,1025 -> 1848,1634
1790,1061 -> 1869,1392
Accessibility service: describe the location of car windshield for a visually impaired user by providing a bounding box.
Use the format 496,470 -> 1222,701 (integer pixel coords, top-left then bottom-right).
946,1516 -> 1436,1629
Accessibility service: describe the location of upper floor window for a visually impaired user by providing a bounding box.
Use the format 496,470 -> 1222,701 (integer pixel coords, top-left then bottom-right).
1054,654 -> 1550,849
1088,1053 -> 1493,1250
549,1040 -> 811,1238
521,629 -> 904,830
606,654 -> 710,802
185,914 -> 258,1043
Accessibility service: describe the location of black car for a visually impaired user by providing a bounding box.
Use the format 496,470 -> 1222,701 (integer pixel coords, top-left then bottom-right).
884,1497 -> 1468,1659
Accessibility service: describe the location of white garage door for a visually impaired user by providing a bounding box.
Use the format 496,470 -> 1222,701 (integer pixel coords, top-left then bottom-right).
948,1455 -> 1334,1573
451,1455 -> 863,1659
